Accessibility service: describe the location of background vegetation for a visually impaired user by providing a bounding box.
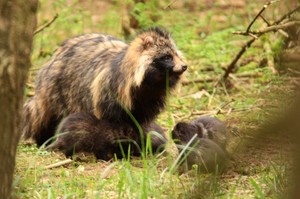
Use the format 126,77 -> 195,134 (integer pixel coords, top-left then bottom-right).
15,0 -> 298,198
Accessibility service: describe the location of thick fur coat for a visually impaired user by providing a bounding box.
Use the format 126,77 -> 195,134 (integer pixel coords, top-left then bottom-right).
23,27 -> 186,146
47,112 -> 166,159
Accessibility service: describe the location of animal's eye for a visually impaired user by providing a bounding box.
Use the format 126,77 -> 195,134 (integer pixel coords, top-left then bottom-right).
162,55 -> 172,61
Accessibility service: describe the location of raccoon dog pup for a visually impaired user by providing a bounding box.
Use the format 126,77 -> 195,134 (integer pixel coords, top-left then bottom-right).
23,27 -> 187,146
190,116 -> 227,149
47,112 -> 166,159
172,121 -> 228,173
174,116 -> 227,149
46,112 -> 135,160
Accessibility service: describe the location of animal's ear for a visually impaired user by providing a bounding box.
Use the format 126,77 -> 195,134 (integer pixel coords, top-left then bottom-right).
195,123 -> 205,138
142,36 -> 154,49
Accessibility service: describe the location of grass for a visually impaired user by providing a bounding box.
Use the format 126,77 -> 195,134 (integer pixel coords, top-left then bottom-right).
15,0 -> 296,198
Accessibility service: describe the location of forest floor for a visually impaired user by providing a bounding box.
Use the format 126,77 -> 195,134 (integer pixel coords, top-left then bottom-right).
14,0 -> 298,198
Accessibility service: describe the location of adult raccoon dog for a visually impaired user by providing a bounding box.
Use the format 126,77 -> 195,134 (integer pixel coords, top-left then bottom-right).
47,112 -> 166,160
23,27 -> 187,146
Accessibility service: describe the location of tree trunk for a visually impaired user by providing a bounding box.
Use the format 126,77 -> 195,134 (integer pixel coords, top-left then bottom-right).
0,0 -> 37,198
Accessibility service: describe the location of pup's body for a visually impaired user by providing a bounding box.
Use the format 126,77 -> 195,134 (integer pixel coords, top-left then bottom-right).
23,27 -> 187,146
47,112 -> 166,159
46,113 -> 135,160
191,116 -> 227,149
172,121 -> 228,173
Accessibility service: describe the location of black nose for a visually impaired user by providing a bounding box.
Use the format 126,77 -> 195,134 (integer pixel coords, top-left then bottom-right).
182,65 -> 187,71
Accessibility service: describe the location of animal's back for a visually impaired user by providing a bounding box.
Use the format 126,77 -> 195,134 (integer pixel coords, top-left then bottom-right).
35,33 -> 127,114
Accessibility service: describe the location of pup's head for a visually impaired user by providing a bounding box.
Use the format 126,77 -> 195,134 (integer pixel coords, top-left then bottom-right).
172,122 -> 204,144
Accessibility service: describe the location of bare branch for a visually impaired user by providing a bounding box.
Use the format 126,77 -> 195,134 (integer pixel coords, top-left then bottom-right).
234,21 -> 300,36
260,15 -> 271,26
274,4 -> 300,24
246,0 -> 279,33
223,38 -> 256,79
34,14 -> 59,35
223,1 -> 299,81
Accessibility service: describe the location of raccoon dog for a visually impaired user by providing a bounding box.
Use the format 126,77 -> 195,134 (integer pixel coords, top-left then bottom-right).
46,113 -> 134,160
47,112 -> 166,159
173,116 -> 227,149
23,27 -> 187,146
172,121 -> 228,173
190,116 -> 227,149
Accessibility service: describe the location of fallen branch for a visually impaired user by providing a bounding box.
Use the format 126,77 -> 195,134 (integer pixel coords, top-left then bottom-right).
275,4 -> 300,25
34,14 -> 59,35
264,42 -> 277,74
260,15 -> 288,37
223,38 -> 256,79
45,159 -> 73,169
233,21 -> 300,36
222,1 -> 299,81
245,0 -> 279,33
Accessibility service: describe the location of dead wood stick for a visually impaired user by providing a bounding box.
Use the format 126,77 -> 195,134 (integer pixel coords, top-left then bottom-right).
45,159 -> 73,169
275,4 -> 300,25
223,38 -> 256,79
246,0 -> 279,33
234,21 -> 300,36
260,15 -> 289,37
34,14 -> 59,35
222,1 -> 299,81
222,1 -> 274,80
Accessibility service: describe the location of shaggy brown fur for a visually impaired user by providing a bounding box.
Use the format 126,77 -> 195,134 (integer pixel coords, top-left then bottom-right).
23,27 -> 187,146
46,112 -> 166,159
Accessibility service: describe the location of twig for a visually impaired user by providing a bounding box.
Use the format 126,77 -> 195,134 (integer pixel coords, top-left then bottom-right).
254,21 -> 300,34
222,0 -> 299,81
275,4 -> 300,25
34,14 -> 59,35
222,1 -> 276,81
164,0 -> 178,10
260,15 -> 271,26
245,0 -> 279,33
260,15 -> 289,38
223,37 -> 256,79
232,19 -> 298,77
216,99 -> 235,115
234,21 -> 300,36
45,159 -> 73,169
